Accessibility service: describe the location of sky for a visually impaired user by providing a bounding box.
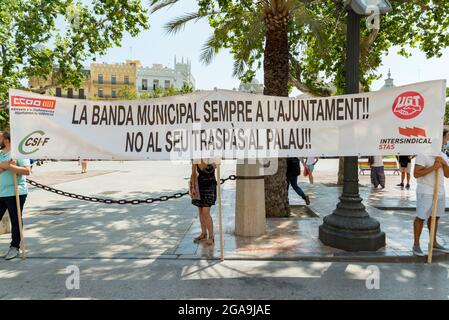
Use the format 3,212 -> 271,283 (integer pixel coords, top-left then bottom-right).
81,1 -> 449,96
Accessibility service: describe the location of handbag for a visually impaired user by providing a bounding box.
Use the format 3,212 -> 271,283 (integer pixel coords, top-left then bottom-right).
189,176 -> 200,200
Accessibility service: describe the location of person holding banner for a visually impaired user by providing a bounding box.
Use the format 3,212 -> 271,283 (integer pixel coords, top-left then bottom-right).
191,159 -> 217,247
412,129 -> 449,257
0,131 -> 31,260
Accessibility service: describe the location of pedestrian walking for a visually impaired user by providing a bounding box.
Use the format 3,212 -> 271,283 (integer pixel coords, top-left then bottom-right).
396,155 -> 414,189
412,128 -> 449,256
0,131 -> 31,260
286,157 -> 310,205
303,157 -> 319,184
190,159 -> 217,247
81,159 -> 87,173
369,155 -> 385,189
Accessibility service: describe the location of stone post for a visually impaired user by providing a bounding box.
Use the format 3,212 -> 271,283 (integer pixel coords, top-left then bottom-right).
235,161 -> 266,236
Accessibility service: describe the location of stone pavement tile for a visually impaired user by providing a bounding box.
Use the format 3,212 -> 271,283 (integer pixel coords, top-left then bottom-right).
177,254 -> 202,260
28,170 -> 118,186
151,254 -> 180,259
174,245 -> 198,255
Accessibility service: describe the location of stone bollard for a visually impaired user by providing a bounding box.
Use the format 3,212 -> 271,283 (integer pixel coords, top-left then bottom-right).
235,161 -> 266,237
0,211 -> 11,235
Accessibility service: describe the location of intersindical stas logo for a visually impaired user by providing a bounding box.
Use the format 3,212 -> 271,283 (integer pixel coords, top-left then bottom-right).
18,131 -> 50,155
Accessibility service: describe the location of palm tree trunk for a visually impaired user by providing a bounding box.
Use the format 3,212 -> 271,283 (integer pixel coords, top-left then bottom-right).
263,7 -> 290,217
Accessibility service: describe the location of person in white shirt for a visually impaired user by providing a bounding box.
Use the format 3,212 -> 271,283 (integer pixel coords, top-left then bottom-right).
369,155 -> 385,189
412,128 -> 449,256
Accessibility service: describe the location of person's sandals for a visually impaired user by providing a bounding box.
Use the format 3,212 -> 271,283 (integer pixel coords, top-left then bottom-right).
193,233 -> 207,243
203,237 -> 215,247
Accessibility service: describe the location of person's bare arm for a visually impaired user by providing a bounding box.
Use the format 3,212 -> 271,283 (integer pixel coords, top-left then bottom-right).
435,156 -> 449,178
212,157 -> 221,169
443,165 -> 449,178
9,164 -> 31,176
191,164 -> 197,178
414,161 -> 441,179
0,160 -> 31,176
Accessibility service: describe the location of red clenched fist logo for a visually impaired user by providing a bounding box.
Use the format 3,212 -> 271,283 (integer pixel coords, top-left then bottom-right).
392,91 -> 424,120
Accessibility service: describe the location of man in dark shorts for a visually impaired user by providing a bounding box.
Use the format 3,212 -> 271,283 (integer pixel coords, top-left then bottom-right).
396,155 -> 414,189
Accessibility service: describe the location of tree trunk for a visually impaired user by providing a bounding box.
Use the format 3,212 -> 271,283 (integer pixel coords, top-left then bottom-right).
263,6 -> 290,217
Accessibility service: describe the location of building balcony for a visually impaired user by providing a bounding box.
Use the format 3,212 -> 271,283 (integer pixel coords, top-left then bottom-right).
93,80 -> 135,86
138,86 -> 171,91
96,95 -> 124,99
56,94 -> 86,99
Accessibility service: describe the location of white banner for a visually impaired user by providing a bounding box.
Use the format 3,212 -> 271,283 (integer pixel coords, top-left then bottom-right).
8,80 -> 447,160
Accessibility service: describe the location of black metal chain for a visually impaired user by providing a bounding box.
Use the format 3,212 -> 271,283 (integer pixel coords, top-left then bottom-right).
24,174 -> 250,205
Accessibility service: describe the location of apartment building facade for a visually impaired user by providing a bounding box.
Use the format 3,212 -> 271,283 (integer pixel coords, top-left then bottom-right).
90,60 -> 140,99
137,57 -> 195,95
28,57 -> 195,99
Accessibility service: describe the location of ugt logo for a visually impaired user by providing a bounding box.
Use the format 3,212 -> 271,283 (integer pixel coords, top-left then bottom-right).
392,91 -> 424,120
18,130 -> 49,155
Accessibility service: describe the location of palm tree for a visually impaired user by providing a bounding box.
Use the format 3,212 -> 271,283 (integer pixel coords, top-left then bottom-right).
151,0 -> 324,217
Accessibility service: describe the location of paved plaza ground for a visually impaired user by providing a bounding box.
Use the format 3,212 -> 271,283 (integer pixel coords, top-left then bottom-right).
1,159 -> 448,299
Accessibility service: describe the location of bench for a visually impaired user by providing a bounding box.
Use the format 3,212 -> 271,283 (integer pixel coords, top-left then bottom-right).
358,160 -> 400,175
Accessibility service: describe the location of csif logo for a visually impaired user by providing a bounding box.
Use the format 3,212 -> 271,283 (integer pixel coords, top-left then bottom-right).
18,131 -> 50,155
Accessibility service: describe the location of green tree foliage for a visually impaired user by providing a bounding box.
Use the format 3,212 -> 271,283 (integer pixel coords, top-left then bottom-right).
152,0 -> 449,96
152,0 -> 449,200
0,0 -> 149,126
110,85 -> 194,100
180,82 -> 194,94
0,108 -> 8,131
117,85 -> 138,100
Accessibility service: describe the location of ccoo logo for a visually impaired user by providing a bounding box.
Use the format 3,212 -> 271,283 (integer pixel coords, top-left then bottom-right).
18,131 -> 50,155
11,96 -> 56,109
392,91 -> 424,120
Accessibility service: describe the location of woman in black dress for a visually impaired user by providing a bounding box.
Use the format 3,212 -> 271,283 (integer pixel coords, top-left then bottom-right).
190,159 -> 217,247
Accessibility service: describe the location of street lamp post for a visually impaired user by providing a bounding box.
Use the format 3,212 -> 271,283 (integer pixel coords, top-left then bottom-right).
319,1 -> 392,251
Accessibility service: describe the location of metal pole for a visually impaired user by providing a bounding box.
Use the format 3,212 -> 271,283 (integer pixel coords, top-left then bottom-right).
318,9 -> 385,251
